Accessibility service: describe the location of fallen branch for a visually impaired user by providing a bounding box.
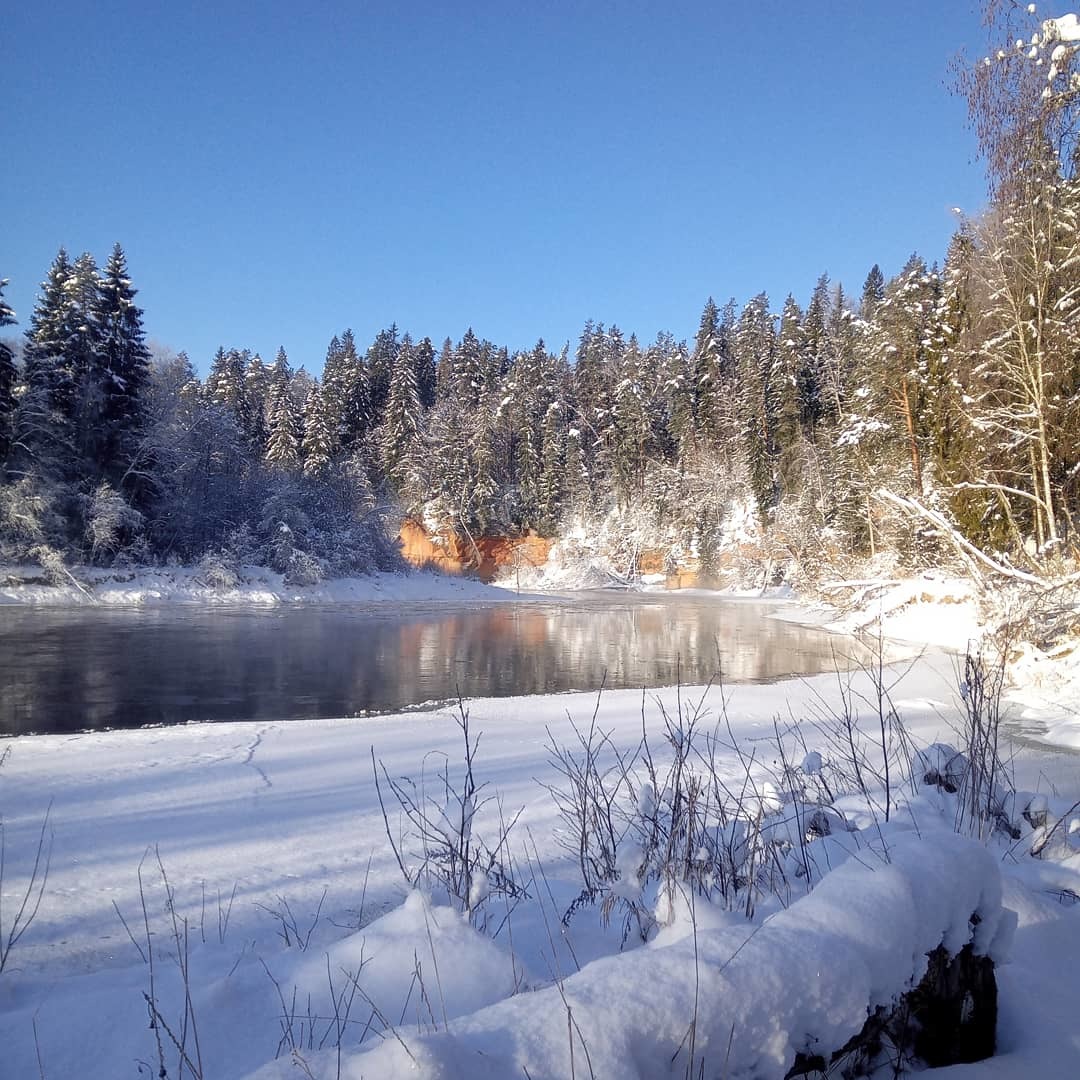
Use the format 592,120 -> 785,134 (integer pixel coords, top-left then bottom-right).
873,490 -> 1043,586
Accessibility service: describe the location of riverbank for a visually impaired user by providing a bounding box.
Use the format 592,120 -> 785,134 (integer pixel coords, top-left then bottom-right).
0,562 -> 533,606
2,633 -> 1080,1076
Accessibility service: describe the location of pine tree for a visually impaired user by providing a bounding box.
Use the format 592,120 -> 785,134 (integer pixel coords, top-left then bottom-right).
380,334 -> 423,494
301,381 -> 334,477
415,336 -> 437,410
735,293 -> 779,521
242,354 -> 270,450
366,324 -> 399,426
469,382 -> 500,532
207,347 -> 247,416
435,337 -> 455,402
799,273 -> 831,432
865,254 -> 941,497
861,264 -> 885,318
21,248 -> 99,476
265,355 -> 301,473
96,244 -> 151,487
336,329 -> 371,450
773,294 -> 805,494
0,279 -> 16,467
680,296 -> 725,446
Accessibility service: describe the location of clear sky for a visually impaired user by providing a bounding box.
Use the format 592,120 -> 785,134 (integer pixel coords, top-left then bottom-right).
6,1 -> 990,374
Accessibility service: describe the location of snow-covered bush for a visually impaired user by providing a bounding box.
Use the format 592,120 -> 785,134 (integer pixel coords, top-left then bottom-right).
545,691 -> 853,943
194,550 -> 242,590
83,482 -> 145,565
282,549 -> 323,587
914,742 -> 969,794
373,703 -> 526,930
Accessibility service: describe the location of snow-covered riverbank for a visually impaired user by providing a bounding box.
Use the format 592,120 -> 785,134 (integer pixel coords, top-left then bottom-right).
0,563 -> 534,607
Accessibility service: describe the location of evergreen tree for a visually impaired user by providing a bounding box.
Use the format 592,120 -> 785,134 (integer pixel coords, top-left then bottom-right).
773,294 -> 805,493
861,264 -> 886,318
469,382 -> 500,531
265,360 -> 301,473
864,254 -> 941,497
21,248 -> 102,477
682,296 -> 725,445
415,336 -> 437,411
242,354 -> 270,450
366,324 -> 399,426
322,331 -> 371,454
301,381 -> 334,477
735,293 -> 779,521
207,347 -> 248,417
435,337 -> 455,402
0,279 -> 16,467
96,244 -> 151,486
451,328 -> 486,409
380,334 -> 423,494
799,273 -> 831,432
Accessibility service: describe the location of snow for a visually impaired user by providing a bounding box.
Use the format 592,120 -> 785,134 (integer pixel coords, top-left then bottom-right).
3,581 -> 1080,1078
0,564 -> 535,607
1045,12 -> 1080,42
275,835 -> 1006,1080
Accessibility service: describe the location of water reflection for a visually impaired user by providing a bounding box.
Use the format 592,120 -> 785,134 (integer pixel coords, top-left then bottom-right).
0,593 -> 876,735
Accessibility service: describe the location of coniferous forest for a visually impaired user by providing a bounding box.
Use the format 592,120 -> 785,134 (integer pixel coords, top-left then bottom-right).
2,9 -> 1079,586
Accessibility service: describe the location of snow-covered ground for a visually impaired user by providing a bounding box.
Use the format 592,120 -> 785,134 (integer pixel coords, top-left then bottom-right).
0,564 -> 532,607
3,566 -> 1080,1077
2,635 -> 1080,1077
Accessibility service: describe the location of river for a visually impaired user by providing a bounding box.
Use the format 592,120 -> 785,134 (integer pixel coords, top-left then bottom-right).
0,592 -> 880,735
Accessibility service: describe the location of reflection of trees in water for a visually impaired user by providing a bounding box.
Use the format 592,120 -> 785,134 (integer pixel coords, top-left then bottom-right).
0,601 -> 877,735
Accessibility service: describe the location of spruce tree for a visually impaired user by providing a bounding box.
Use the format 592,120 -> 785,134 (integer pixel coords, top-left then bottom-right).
774,294 -> 805,495
799,273 -> 831,433
861,264 -> 886,318
380,334 -> 423,494
366,324 -> 399,426
301,381 -> 334,477
265,359 -> 301,473
336,329 -> 371,450
96,244 -> 151,486
22,248 -> 91,476
0,279 -> 16,467
415,336 -> 437,411
735,293 -> 779,521
242,354 -> 270,450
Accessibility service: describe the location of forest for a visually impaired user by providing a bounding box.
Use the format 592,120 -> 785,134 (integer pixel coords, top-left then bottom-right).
1,6 -> 1079,588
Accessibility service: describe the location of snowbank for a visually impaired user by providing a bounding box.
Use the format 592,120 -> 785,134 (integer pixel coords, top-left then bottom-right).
246,835 -> 1012,1080
0,564 -> 536,606
816,573 -> 984,648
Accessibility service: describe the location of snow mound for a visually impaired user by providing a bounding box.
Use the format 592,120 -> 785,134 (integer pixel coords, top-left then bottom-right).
822,573 -> 984,647
283,891 -> 520,1027
252,834 -> 1012,1080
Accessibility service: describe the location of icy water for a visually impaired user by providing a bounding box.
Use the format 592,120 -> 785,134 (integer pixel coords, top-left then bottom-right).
0,593 -> 881,735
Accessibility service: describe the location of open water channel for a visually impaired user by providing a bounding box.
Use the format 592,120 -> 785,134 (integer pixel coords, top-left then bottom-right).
0,592 -> 883,735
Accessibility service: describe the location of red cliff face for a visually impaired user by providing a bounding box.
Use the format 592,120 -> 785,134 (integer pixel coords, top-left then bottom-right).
399,521 -> 724,587
398,520 -> 553,583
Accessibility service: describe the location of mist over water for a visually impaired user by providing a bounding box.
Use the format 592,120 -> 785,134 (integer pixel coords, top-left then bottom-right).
1,593 -> 882,735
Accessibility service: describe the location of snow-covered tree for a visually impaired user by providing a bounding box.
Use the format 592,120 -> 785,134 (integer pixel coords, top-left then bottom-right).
380,334 -> 423,495
96,245 -> 151,488
265,350 -> 301,472
0,278 -> 16,467
301,381 -> 335,477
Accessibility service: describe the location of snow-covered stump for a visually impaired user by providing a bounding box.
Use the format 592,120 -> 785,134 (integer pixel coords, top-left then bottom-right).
326,833 -> 1015,1080
787,940 -> 998,1076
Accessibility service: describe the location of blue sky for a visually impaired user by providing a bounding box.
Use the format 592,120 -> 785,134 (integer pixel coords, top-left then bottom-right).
6,1 -> 989,373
